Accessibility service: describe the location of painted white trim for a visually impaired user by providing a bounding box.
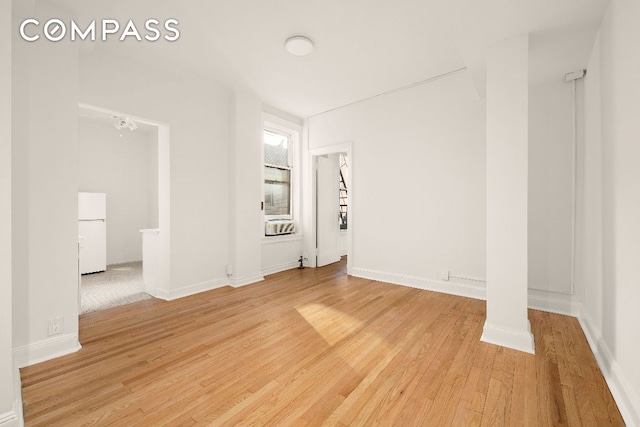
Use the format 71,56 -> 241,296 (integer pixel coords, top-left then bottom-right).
261,234 -> 303,245
480,321 -> 535,354
527,290 -> 581,316
155,278 -> 228,301
13,333 -> 81,368
0,409 -> 18,427
350,267 -> 486,301
351,266 -> 586,319
579,308 -> 640,427
528,282 -> 573,296
230,274 -> 265,288
262,261 -> 299,277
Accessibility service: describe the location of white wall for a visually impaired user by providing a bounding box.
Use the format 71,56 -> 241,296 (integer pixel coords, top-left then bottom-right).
148,129 -> 159,230
528,80 -> 574,294
11,2 -> 81,366
577,35 -> 603,337
78,119 -> 157,265
229,89 -> 263,286
80,49 -> 231,296
308,70 -> 487,296
1,0 -> 18,423
262,236 -> 304,276
577,0 -> 640,423
11,18 -> 233,363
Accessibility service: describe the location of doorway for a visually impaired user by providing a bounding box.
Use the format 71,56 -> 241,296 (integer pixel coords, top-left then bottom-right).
77,104 -> 170,315
310,142 -> 352,274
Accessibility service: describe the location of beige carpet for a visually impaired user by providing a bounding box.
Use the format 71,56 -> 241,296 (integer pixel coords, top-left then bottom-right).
81,261 -> 153,314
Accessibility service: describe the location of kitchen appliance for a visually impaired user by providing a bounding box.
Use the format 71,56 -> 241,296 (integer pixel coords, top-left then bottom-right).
78,192 -> 107,274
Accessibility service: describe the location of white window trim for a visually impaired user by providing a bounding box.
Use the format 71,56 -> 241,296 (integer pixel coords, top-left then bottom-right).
264,126 -> 293,220
262,113 -> 302,226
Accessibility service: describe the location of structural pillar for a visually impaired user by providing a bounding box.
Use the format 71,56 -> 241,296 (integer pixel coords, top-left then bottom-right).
228,89 -> 264,287
1,0 -> 20,424
481,35 -> 535,354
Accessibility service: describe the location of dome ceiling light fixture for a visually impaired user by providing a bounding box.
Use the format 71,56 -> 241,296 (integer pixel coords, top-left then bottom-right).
284,36 -> 314,56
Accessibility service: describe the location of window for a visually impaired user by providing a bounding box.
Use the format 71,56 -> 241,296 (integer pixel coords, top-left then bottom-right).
264,128 -> 292,217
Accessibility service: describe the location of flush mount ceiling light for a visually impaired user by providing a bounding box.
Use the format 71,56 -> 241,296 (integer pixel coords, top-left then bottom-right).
285,36 -> 314,56
112,115 -> 137,131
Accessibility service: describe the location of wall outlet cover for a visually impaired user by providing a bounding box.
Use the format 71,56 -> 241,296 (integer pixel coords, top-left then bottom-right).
48,316 -> 64,336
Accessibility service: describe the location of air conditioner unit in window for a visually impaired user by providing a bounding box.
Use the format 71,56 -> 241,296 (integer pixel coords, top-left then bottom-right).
265,219 -> 296,236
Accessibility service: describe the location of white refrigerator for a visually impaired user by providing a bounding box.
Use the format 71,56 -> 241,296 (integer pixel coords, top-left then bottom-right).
78,192 -> 107,274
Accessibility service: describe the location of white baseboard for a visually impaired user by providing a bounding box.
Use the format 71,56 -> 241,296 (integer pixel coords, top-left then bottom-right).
0,409 -> 19,427
353,266 -> 585,318
480,321 -> 535,354
527,290 -> 581,316
13,333 -> 81,368
351,267 -> 486,301
155,278 -> 228,301
262,261 -> 299,277
230,274 -> 264,288
578,308 -> 640,427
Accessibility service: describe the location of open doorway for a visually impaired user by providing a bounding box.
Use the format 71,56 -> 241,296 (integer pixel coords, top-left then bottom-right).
77,104 -> 170,315
310,142 -> 352,274
338,152 -> 348,256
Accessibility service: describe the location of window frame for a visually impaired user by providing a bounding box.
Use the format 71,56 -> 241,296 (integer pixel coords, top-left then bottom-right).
262,117 -> 299,222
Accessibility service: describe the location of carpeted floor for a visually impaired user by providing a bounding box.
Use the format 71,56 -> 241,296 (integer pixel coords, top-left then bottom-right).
81,261 -> 153,314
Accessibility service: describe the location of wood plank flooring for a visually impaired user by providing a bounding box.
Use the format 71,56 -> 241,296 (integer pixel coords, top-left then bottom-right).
20,259 -> 624,426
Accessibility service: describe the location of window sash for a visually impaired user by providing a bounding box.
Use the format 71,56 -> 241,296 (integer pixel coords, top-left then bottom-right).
263,122 -> 296,221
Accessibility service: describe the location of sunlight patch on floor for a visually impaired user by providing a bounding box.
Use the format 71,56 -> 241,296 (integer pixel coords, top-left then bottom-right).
295,302 -> 365,346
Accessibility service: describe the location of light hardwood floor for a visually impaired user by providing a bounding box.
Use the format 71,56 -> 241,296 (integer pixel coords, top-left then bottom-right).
21,259 -> 624,426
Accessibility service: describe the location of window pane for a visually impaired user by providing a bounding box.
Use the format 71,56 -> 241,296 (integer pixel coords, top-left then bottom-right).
264,166 -> 290,215
264,130 -> 290,168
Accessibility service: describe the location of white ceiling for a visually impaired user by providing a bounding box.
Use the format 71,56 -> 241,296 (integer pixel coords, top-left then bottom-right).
446,0 -> 609,97
42,0 -> 610,118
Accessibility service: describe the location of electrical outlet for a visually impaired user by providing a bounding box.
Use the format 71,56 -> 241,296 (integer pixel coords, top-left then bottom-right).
48,317 -> 64,336
441,270 -> 450,281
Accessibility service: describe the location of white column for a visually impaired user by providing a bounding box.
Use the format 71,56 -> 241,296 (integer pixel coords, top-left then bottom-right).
481,35 -> 535,354
0,0 -> 19,424
140,229 -> 161,297
228,89 -> 264,286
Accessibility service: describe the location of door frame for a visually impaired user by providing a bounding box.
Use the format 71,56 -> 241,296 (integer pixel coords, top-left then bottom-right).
77,103 -> 171,309
309,141 -> 352,274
